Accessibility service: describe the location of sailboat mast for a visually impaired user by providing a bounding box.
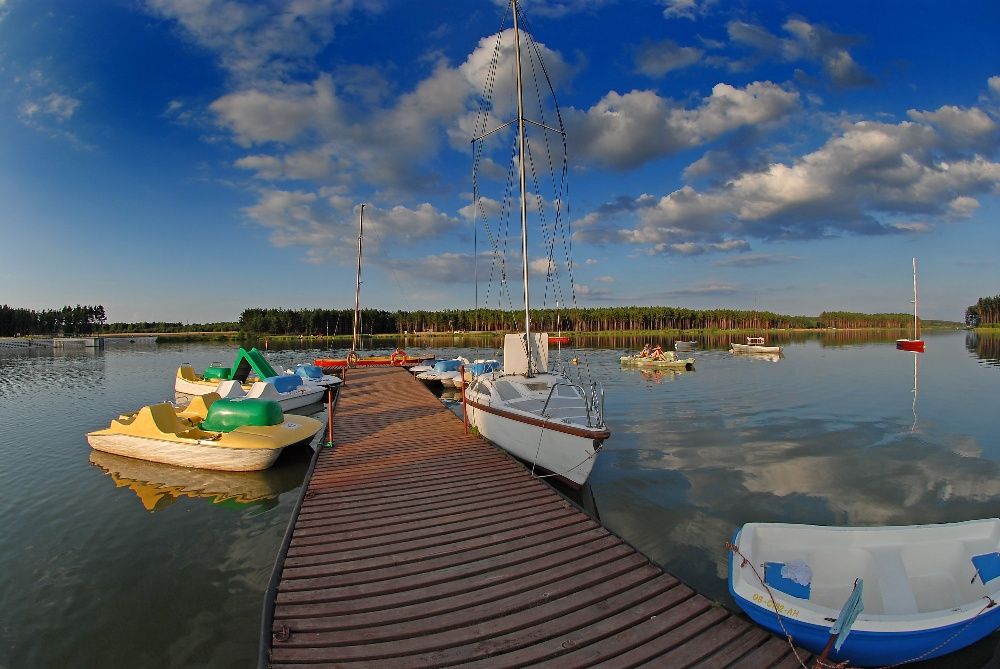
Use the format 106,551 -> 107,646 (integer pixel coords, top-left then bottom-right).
512,0 -> 533,374
352,204 -> 365,353
912,257 -> 919,340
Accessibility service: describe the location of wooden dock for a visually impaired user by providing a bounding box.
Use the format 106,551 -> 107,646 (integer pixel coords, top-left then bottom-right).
261,367 -> 812,668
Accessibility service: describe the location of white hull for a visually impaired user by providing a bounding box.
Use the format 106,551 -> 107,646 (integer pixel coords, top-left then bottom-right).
194,380 -> 326,411
464,369 -> 607,488
467,402 -> 599,487
87,434 -> 284,471
730,343 -> 783,354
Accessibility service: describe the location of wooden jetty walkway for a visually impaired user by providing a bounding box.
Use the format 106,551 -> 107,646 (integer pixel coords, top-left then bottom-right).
261,367 -> 813,668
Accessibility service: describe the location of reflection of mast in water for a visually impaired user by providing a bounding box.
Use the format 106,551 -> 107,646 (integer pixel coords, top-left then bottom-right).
911,352 -> 919,432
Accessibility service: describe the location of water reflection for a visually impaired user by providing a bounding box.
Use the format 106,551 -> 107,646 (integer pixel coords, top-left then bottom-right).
619,367 -> 694,384
89,449 -> 309,512
729,350 -> 783,363
967,331 -> 1000,366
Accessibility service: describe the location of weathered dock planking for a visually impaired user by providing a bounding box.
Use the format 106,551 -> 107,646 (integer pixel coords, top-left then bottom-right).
261,367 -> 812,668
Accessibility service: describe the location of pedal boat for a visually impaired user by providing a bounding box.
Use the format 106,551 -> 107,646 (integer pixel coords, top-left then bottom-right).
213,375 -> 327,412
87,393 -> 323,471
619,352 -> 695,370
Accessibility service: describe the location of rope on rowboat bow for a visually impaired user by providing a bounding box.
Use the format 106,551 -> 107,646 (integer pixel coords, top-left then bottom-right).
726,541 -> 811,668
727,541 -> 1000,669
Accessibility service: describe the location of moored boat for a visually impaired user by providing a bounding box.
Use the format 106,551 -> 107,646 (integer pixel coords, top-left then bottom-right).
674,340 -> 697,351
450,359 -> 500,388
620,347 -> 694,370
729,520 -> 1000,666
87,393 -> 323,471
730,336 -> 783,354
464,335 -> 608,489
315,349 -> 433,369
416,357 -> 468,386
175,347 -> 298,395
284,363 -> 343,389
463,1 -> 609,489
897,257 -> 926,352
213,375 -> 327,412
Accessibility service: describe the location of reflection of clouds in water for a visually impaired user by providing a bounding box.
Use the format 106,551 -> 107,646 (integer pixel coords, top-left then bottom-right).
650,422 -> 999,523
597,417 -> 1000,603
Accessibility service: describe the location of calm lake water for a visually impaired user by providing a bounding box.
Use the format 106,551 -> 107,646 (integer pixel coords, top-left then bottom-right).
1,331 -> 998,667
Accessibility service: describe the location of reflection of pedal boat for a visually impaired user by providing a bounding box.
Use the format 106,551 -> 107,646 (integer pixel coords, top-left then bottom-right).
620,354 -> 695,370
88,450 -> 301,511
730,520 -> 1000,666
87,393 -> 323,471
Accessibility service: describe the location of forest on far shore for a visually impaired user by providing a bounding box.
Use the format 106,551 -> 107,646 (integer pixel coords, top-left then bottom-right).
1,303 -> 970,338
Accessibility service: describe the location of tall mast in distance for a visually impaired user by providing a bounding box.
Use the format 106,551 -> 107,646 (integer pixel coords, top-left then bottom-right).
352,204 -> 365,354
912,257 -> 920,340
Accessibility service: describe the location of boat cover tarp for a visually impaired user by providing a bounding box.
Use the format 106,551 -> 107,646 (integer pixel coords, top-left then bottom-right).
231,347 -> 279,382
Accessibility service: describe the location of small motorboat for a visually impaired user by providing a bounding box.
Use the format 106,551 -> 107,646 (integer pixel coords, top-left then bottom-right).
730,337 -> 783,354
283,363 -> 343,389
548,335 -> 570,344
674,340 -> 697,351
729,520 -> 1000,666
416,357 -> 469,386
87,393 -> 323,471
214,375 -> 327,412
450,360 -> 501,388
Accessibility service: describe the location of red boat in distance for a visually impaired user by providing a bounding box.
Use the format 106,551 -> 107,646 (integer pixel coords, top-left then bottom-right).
548,335 -> 570,344
896,257 -> 925,353
315,350 -> 434,370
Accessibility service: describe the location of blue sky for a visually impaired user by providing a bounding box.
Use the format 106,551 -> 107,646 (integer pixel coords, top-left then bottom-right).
1,0 -> 998,323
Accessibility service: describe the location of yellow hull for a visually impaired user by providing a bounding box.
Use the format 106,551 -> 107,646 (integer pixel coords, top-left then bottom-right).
87,394 -> 323,471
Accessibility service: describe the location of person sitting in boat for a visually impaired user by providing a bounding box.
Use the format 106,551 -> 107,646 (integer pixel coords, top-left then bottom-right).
650,345 -> 666,360
639,343 -> 651,358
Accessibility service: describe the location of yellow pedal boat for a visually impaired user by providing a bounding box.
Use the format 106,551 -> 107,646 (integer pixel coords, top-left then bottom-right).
87,393 -> 324,471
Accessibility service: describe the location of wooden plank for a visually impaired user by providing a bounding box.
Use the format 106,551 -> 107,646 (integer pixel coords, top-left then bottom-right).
263,367 -> 809,668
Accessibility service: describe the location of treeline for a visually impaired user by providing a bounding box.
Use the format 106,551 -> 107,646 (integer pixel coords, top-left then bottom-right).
236,306 -> 928,335
966,296 -> 1000,327
0,304 -> 106,336
103,321 -> 238,334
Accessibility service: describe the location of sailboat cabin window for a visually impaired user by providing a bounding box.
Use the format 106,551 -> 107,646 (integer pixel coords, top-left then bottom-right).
494,380 -> 522,402
471,381 -> 490,396
554,385 -> 582,398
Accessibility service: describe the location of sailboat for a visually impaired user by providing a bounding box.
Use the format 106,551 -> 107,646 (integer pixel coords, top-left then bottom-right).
896,257 -> 926,352
314,205 -> 431,369
462,0 -> 609,489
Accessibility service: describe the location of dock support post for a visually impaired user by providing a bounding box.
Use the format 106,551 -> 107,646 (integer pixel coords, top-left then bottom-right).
460,365 -> 468,434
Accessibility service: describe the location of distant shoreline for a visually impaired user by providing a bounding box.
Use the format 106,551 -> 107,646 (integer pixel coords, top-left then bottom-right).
5,324 -> 979,344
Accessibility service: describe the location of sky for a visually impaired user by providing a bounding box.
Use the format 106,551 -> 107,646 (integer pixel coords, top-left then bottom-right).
1,0 -> 998,323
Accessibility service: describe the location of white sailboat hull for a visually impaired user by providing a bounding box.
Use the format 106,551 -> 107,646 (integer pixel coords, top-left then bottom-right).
466,401 -> 600,488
